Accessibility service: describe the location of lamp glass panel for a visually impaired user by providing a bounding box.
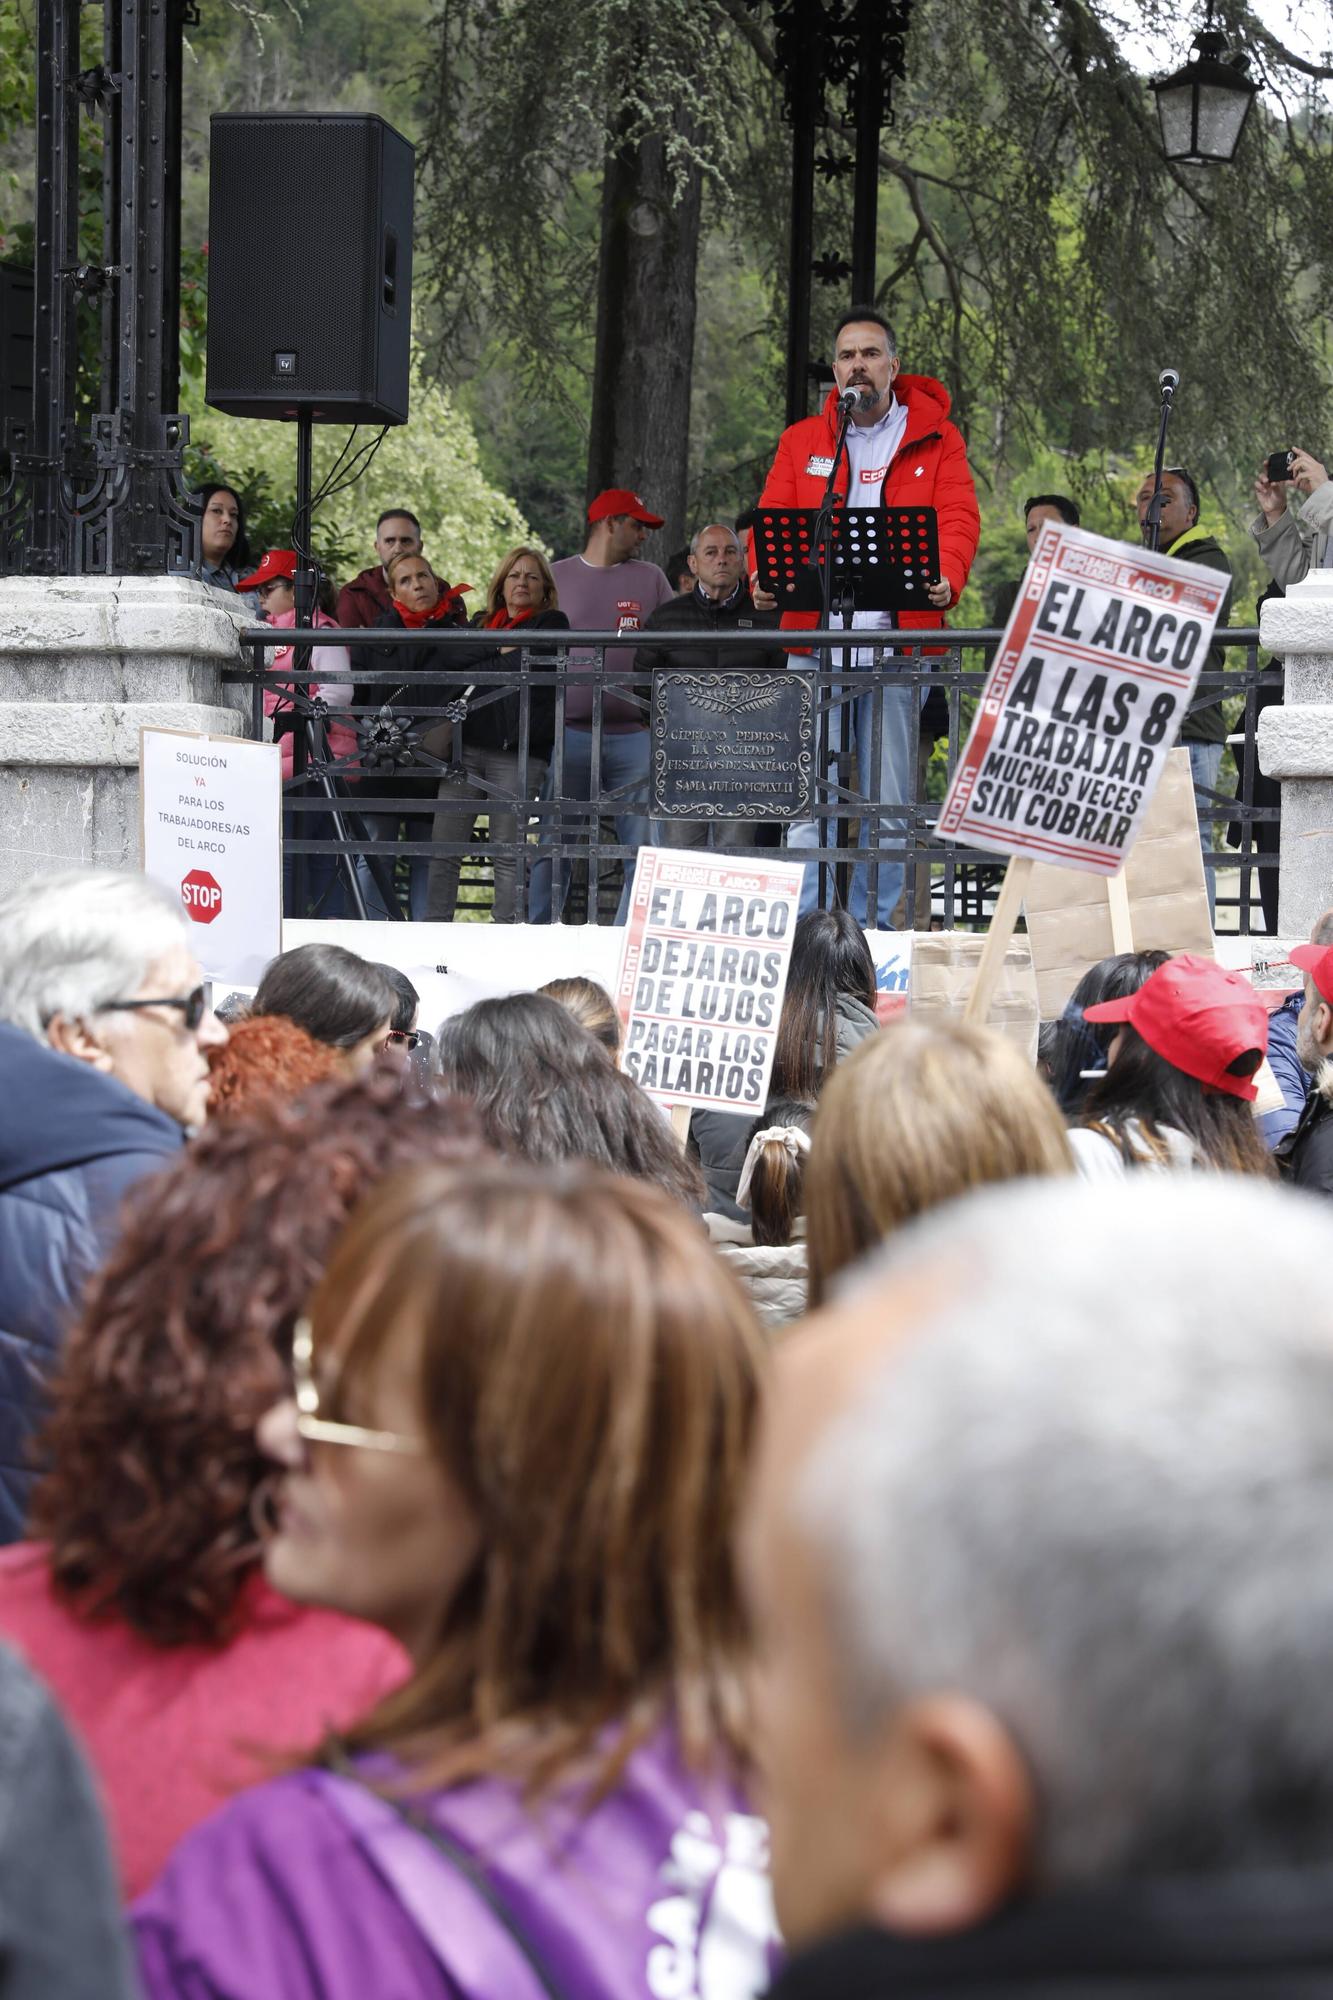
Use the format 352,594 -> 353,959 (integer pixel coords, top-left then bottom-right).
1195,81 -> 1250,159
1155,80 -> 1198,159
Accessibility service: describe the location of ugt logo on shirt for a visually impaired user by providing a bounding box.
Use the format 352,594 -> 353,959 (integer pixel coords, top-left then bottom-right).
616,599 -> 642,634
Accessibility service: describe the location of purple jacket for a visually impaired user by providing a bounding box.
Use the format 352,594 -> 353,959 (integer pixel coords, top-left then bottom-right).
133,1722 -> 780,2000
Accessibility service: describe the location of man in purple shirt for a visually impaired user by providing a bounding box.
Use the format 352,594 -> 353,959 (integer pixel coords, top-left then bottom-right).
528,488 -> 675,923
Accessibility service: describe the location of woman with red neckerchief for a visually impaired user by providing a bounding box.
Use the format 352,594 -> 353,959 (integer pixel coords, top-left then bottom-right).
420,545 -> 569,924
360,552 -> 475,918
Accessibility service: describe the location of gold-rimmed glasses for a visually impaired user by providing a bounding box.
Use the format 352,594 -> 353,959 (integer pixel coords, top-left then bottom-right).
290,1315 -> 423,1455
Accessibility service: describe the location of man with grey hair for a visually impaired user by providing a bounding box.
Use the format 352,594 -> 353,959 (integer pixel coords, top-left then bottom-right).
0,868 -> 226,1540
1276,906 -> 1333,1192
745,1174 -> 1333,1996
637,521 -> 784,852
755,305 -> 980,929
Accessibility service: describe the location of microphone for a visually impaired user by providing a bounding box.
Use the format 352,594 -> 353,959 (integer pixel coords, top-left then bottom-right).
837,383 -> 874,416
1159,367 -> 1180,399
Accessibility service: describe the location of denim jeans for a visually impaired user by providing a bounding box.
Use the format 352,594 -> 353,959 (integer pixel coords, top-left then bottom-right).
1188,738 -> 1225,923
424,745 -> 548,923
527,727 -> 650,925
787,663 -> 918,931
351,808 -> 434,921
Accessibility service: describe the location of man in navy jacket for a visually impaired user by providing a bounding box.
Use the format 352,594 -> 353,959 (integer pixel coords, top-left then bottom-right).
0,869 -> 226,1540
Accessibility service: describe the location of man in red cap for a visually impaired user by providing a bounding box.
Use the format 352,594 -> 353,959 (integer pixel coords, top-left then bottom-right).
1276,914 -> 1333,1194
530,490 -> 676,922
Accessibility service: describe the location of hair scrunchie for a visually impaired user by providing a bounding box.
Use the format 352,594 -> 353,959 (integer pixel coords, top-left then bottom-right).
736,1125 -> 812,1209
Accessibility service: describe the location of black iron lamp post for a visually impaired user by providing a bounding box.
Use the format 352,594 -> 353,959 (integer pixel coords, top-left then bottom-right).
1152,3 -> 1259,164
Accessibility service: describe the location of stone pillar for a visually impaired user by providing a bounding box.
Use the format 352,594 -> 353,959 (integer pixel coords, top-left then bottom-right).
1258,571 -> 1333,939
0,576 -> 251,890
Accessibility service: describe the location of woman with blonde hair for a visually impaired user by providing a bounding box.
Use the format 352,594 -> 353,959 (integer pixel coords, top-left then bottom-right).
424,545 -> 569,923
805,1019 -> 1075,1306
537,973 -> 622,1057
135,1163 -> 776,1999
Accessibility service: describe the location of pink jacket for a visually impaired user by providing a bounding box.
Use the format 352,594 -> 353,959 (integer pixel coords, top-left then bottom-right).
264,607 -> 359,779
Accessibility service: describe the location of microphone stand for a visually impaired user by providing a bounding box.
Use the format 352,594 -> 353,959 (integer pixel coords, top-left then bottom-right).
808,393 -> 858,909
1142,375 -> 1179,553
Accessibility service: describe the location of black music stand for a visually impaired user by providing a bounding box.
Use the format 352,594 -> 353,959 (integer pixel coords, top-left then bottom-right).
754,504 -> 940,910
753,505 -> 940,615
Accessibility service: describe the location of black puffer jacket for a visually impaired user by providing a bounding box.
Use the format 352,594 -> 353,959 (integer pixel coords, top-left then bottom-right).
449,608 -> 569,760
636,585 -> 784,678
1277,1056 -> 1333,1196
0,1024 -> 182,1542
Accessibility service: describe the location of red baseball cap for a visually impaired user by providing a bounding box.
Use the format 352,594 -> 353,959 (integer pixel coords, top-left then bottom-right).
235,548 -> 297,591
1290,942 -> 1333,1007
587,487 -> 664,528
1083,952 -> 1269,1101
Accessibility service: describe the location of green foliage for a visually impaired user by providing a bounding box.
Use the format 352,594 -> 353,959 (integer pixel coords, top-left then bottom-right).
182,336 -> 537,591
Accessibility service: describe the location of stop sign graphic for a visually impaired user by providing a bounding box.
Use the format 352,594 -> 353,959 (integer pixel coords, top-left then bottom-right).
181,869 -> 223,924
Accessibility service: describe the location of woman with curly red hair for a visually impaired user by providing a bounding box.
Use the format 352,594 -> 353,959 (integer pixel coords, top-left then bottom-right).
205,1012 -> 343,1120
0,1069 -> 483,1896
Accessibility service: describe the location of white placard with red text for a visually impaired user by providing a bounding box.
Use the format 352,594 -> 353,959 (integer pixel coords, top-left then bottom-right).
140,727 -> 282,986
938,522 -> 1228,875
615,849 -> 805,1111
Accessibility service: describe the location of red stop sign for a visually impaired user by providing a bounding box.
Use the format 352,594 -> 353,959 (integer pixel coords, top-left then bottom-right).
181,869 -> 223,924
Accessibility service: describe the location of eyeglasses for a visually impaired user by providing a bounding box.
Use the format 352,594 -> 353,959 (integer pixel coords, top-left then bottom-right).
290,1315 -> 423,1455
100,982 -> 213,1032
384,1028 -> 421,1051
257,578 -> 293,599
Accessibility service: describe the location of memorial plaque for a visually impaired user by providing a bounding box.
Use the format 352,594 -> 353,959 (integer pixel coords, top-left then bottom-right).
650,671 -> 814,821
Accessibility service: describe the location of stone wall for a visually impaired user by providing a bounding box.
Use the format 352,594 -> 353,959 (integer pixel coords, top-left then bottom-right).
0,576 -> 252,890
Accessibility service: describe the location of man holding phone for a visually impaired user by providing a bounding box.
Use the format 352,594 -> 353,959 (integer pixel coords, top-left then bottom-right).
1253,447 -> 1333,586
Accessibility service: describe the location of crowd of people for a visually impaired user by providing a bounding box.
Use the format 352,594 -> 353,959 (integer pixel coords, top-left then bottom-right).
4,861 -> 1333,1995
196,303 -> 1309,932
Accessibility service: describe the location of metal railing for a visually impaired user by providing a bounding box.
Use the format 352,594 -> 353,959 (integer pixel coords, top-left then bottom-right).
229,623 -> 1277,933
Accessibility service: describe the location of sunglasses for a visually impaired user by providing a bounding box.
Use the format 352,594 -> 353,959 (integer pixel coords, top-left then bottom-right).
290,1315 -> 423,1455
384,1028 -> 422,1051
99,982 -> 213,1031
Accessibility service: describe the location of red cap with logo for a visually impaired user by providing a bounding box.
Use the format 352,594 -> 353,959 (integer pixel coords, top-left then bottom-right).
587,488 -> 664,528
1082,952 -> 1269,1101
235,548 -> 298,591
1290,942 -> 1333,1008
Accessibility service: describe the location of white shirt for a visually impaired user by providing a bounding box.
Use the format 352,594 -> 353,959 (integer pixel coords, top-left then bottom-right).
841,396 -> 909,657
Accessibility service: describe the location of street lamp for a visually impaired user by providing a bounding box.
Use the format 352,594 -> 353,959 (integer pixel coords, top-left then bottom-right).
1151,4 -> 1258,164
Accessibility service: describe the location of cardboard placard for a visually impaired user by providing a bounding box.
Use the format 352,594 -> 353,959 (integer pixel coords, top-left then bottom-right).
909,927 -> 1041,1064
1023,747 -> 1213,1019
615,849 -> 804,1111
140,727 -> 282,987
938,523 -> 1228,875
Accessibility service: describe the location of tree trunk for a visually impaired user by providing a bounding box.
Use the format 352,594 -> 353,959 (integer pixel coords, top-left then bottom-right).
587,110 -> 702,564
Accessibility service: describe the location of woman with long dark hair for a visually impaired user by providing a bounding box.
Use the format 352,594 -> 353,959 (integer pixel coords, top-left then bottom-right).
134,1164 -> 777,1998
694,910 -> 878,1217
1071,954 -> 1274,1178
435,991 -> 705,1208
252,944 -> 399,1072
194,482 -> 251,593
1041,950 -> 1170,1117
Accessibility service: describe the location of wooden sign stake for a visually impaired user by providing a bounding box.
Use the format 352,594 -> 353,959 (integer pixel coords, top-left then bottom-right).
670,1103 -> 691,1146
1106,867 -> 1135,954
964,857 -> 1034,1025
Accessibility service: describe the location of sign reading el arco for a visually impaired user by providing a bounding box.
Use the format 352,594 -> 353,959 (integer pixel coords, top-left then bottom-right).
938,522 -> 1228,876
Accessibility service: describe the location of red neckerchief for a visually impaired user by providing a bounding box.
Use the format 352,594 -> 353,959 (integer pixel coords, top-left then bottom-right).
393,582 -> 472,629
484,606 -> 537,632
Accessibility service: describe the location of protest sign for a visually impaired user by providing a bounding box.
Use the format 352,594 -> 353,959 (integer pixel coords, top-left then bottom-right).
615,848 -> 805,1112
1023,747 -> 1214,1018
939,522 -> 1229,875
140,727 -> 282,986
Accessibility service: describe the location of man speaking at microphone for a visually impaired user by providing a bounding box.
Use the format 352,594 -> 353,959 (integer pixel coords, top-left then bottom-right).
755,306 -> 980,929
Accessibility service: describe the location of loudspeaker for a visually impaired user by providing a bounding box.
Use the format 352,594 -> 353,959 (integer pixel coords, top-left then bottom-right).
206,114 -> 414,424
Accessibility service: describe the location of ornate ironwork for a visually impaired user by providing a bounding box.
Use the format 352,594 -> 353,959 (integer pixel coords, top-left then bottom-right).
759,0 -> 915,421
0,0 -> 197,577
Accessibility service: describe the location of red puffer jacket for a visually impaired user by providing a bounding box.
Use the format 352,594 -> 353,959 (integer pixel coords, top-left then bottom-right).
756,375 -> 981,638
